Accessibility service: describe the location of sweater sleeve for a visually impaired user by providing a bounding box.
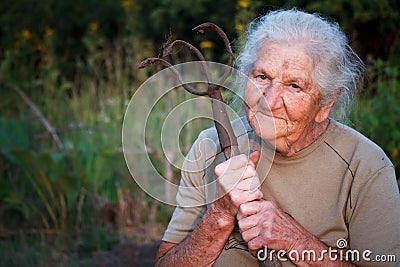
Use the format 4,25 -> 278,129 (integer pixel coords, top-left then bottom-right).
162,128 -> 219,243
348,166 -> 400,267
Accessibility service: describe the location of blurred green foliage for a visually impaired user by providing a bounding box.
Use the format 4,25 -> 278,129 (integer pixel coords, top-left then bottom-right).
351,60 -> 400,184
0,0 -> 399,266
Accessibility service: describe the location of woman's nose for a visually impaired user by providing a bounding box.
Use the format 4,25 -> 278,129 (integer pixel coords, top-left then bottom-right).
263,82 -> 283,109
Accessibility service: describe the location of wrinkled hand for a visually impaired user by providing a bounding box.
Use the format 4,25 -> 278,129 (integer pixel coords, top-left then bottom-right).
237,200 -> 315,254
213,151 -> 264,219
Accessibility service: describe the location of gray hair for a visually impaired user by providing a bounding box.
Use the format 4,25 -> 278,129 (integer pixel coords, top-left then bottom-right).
235,8 -> 365,121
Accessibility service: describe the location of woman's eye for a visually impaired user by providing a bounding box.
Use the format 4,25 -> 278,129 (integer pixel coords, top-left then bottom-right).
255,74 -> 269,81
290,83 -> 300,89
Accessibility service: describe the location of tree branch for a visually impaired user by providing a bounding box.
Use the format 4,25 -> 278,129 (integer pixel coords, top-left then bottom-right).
2,82 -> 64,152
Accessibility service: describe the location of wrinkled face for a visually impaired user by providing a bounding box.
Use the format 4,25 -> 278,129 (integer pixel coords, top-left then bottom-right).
245,42 -> 330,152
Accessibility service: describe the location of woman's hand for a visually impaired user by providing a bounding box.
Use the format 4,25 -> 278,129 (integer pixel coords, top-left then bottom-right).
237,201 -> 357,267
237,200 -> 305,253
212,151 -> 264,219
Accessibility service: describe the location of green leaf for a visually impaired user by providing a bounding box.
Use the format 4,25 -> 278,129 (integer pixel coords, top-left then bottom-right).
0,179 -> 12,200
3,193 -> 31,220
0,118 -> 29,151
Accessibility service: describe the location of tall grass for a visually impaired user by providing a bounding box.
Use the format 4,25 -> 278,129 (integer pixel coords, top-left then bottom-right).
0,31 -> 189,266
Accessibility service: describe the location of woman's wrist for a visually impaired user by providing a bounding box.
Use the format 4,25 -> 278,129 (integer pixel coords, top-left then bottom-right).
208,201 -> 236,230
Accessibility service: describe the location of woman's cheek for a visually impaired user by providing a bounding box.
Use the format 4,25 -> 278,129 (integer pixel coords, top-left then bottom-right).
283,92 -> 314,121
244,83 -> 262,110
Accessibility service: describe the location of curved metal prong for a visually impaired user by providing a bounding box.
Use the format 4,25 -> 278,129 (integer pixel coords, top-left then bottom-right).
193,22 -> 233,91
138,58 -> 208,96
138,58 -> 172,69
163,40 -> 211,83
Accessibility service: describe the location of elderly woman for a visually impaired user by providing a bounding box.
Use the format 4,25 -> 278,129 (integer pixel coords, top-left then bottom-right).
155,9 -> 400,266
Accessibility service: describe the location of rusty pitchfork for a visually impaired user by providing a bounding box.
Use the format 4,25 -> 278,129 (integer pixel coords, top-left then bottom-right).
138,22 -> 281,267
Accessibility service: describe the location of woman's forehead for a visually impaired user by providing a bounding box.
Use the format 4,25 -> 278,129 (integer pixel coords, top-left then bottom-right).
254,43 -> 313,74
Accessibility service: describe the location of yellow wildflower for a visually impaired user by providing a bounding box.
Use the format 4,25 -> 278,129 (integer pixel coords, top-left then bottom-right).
89,21 -> 99,31
199,41 -> 213,49
238,0 -> 250,8
121,0 -> 132,10
235,24 -> 244,31
391,148 -> 398,158
21,29 -> 31,40
44,26 -> 54,38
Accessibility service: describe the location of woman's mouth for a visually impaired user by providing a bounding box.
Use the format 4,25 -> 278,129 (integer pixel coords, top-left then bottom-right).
258,110 -> 285,121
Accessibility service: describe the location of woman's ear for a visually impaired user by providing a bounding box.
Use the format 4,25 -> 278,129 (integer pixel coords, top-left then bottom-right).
314,88 -> 343,123
315,100 -> 335,123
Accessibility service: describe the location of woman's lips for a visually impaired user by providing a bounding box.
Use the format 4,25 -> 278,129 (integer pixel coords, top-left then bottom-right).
246,104 -> 285,122
258,110 -> 285,121
255,99 -> 285,121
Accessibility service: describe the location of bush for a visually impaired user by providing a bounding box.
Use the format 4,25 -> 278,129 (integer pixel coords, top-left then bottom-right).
351,59 -> 400,182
